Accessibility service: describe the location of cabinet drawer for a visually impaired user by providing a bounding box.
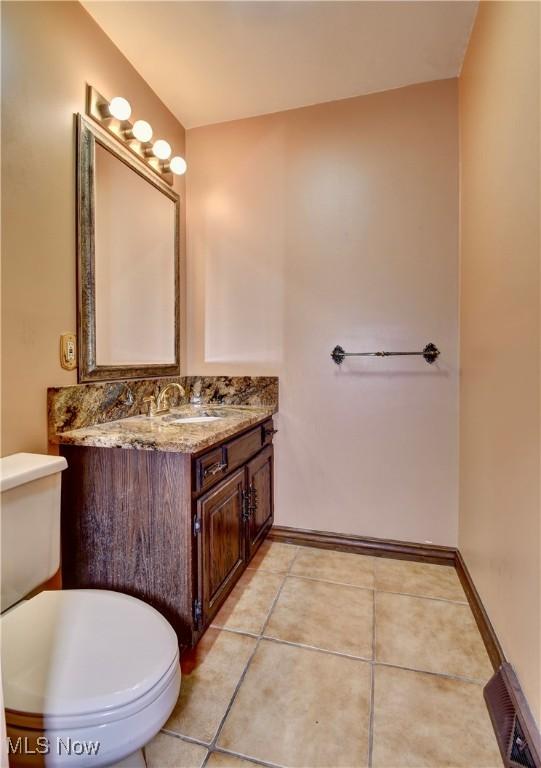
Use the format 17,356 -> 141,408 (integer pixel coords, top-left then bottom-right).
195,446 -> 227,492
195,419 -> 276,494
225,427 -> 264,471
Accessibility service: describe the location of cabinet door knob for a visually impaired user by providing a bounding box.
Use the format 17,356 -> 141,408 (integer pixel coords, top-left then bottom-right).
264,426 -> 278,437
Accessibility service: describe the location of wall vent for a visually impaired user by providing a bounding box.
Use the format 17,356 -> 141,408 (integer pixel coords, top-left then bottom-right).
484,663 -> 541,768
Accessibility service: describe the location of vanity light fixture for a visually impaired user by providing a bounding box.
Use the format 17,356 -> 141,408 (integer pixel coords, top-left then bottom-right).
169,156 -> 187,176
132,119 -> 153,143
152,139 -> 172,160
108,96 -> 132,121
86,85 -> 184,186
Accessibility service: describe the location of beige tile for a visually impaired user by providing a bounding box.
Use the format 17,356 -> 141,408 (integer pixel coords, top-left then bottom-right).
375,558 -> 467,602
375,592 -> 493,681
247,539 -> 298,573
212,570 -> 284,634
264,576 -> 373,658
165,628 -> 257,743
218,639 -> 371,767
206,753 -> 261,768
372,665 -> 501,767
144,733 -> 207,768
290,547 -> 374,588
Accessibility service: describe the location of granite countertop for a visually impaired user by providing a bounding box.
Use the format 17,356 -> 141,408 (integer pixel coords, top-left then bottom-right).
51,404 -> 276,454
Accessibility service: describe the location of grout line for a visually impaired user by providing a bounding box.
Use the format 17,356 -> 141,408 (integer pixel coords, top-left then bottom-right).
375,588 -> 468,606
368,662 -> 375,768
205,547 -> 302,759
260,547 -> 301,636
368,560 -> 377,767
155,735 -> 278,768
213,746 -> 287,768
259,633 -> 373,663
372,556 -> 377,665
284,572 -> 375,591
287,572 -> 468,606
374,659 -> 489,686
160,730 -> 211,749
209,624 -> 260,638
206,619 -> 266,748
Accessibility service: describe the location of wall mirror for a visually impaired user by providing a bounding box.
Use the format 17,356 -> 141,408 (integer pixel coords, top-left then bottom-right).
76,114 -> 180,382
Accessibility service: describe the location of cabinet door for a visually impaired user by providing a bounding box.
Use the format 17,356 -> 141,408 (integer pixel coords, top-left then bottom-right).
197,468 -> 246,625
246,445 -> 274,559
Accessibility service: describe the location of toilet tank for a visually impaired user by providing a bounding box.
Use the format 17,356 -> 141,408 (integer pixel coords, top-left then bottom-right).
0,453 -> 67,611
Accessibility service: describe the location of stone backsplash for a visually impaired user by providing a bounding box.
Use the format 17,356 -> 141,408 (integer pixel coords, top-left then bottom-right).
48,376 -> 278,435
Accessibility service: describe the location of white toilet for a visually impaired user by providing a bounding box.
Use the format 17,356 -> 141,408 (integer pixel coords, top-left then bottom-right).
1,453 -> 181,767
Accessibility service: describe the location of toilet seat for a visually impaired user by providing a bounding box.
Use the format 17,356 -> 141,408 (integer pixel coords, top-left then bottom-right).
2,590 -> 181,767
5,665 -> 180,768
5,654 -> 180,731
2,589 -> 179,719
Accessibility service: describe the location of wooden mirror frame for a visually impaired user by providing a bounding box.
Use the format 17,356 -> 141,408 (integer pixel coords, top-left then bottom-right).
76,114 -> 181,382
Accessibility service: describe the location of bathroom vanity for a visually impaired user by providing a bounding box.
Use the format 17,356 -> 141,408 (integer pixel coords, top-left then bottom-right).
46,97 -> 279,650
54,397 -> 276,648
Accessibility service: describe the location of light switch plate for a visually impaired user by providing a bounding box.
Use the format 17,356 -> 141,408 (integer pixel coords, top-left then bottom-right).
60,333 -> 77,370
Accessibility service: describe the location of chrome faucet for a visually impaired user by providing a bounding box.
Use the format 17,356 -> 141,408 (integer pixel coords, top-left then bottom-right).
143,382 -> 186,416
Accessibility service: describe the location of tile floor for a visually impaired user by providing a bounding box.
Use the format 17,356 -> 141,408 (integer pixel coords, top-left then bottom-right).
146,541 -> 502,768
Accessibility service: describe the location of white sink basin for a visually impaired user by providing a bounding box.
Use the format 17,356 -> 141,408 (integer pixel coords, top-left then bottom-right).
167,416 -> 222,425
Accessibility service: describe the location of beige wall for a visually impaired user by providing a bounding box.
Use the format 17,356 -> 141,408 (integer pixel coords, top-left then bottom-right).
187,79 -> 460,545
459,1 -> 541,722
1,1 -> 186,456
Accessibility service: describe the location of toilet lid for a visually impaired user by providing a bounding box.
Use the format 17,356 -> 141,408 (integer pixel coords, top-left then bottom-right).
2,590 -> 179,717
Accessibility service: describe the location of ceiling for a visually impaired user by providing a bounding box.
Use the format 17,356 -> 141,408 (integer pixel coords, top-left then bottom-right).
83,1 -> 478,129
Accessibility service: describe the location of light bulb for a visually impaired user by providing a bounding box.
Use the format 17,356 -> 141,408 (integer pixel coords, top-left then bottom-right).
108,96 -> 131,121
132,120 -> 153,143
170,156 -> 187,175
153,139 -> 171,160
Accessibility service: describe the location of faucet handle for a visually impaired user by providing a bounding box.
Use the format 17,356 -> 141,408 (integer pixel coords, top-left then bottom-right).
143,395 -> 157,416
160,392 -> 171,410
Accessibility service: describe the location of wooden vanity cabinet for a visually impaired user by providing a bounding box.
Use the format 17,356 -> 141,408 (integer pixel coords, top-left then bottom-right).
60,419 -> 274,648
